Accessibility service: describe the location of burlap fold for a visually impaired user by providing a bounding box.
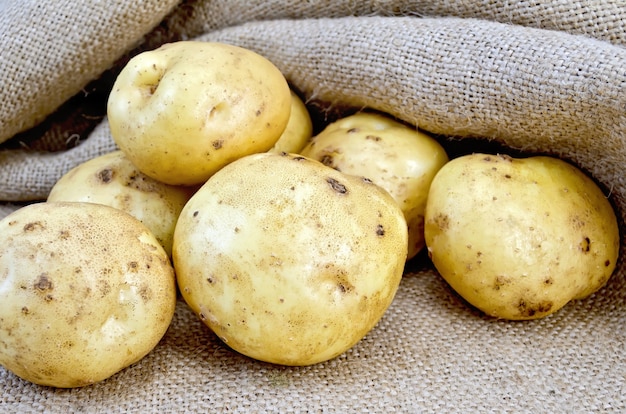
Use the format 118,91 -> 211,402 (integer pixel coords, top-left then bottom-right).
0,1 -> 625,412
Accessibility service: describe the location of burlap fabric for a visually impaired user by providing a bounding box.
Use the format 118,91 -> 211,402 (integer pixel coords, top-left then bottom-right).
1,1 -> 625,412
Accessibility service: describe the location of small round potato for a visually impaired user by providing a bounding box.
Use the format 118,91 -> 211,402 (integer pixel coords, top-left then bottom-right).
47,150 -> 195,256
107,41 -> 292,185
300,112 -> 449,259
269,90 -> 313,154
0,202 -> 177,387
173,152 -> 408,366
424,153 -> 620,320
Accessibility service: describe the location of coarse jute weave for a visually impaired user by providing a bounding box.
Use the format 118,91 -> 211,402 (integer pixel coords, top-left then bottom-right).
1,1 -> 624,412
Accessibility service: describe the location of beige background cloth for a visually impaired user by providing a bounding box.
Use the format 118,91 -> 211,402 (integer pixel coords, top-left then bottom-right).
1,1 -> 625,412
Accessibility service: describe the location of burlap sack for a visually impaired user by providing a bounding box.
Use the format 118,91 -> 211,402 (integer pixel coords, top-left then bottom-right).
1,1 -> 624,412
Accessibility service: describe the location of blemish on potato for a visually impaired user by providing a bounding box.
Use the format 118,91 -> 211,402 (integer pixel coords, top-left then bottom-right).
212,140 -> 224,150
23,221 -> 44,232
139,285 -> 152,302
21,306 -> 29,315
98,280 -> 111,297
517,298 -> 553,317
493,275 -> 511,291
34,273 -> 53,292
365,135 -> 382,142
432,213 -> 450,230
320,154 -> 335,168
347,128 -> 359,133
193,210 -> 199,217
579,237 -> 591,252
544,277 -> 554,285
96,168 -> 114,184
326,177 -> 348,194
376,224 -> 385,237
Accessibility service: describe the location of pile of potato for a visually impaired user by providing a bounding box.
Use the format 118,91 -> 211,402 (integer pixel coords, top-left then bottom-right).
0,41 -> 619,388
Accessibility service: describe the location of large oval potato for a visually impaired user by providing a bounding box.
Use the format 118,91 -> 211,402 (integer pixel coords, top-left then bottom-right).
424,153 -> 620,320
0,202 -> 177,387
47,150 -> 195,256
300,112 -> 449,259
107,41 -> 292,185
173,152 -> 408,366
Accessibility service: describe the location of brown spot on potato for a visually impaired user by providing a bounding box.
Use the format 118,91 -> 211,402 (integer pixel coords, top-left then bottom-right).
544,277 -> 554,285
139,285 -> 152,302
24,221 -> 44,232
21,306 -> 29,315
58,230 -> 70,240
605,259 -> 611,267
98,280 -> 111,297
347,128 -> 359,133
212,140 -> 224,150
97,168 -> 114,184
326,177 -> 348,194
580,237 -> 591,252
517,298 -> 553,317
34,273 -> 53,291
365,135 -> 381,142
376,224 -> 385,237
433,213 -> 450,230
320,154 -> 335,168
493,275 -> 511,291
128,261 -> 139,272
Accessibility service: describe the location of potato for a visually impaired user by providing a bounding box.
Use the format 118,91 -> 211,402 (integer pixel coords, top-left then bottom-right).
107,41 -> 292,186
300,112 -> 449,259
47,150 -> 195,256
0,202 -> 177,387
173,152 -> 408,365
424,153 -> 620,320
269,90 -> 313,154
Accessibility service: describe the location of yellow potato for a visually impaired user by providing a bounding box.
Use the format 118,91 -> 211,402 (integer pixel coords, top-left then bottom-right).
0,202 -> 177,387
424,153 -> 620,320
47,150 -> 195,256
300,112 -> 449,259
269,90 -> 313,154
107,41 -> 292,185
173,152 -> 408,366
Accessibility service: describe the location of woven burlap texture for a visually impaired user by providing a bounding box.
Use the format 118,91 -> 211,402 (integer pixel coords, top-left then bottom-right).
1,1 -> 625,413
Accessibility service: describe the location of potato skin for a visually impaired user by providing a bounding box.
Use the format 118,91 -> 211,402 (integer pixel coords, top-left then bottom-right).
47,150 -> 195,256
300,112 -> 448,259
269,90 -> 313,154
107,41 -> 291,185
173,152 -> 408,365
0,202 -> 177,387
424,153 -> 620,320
